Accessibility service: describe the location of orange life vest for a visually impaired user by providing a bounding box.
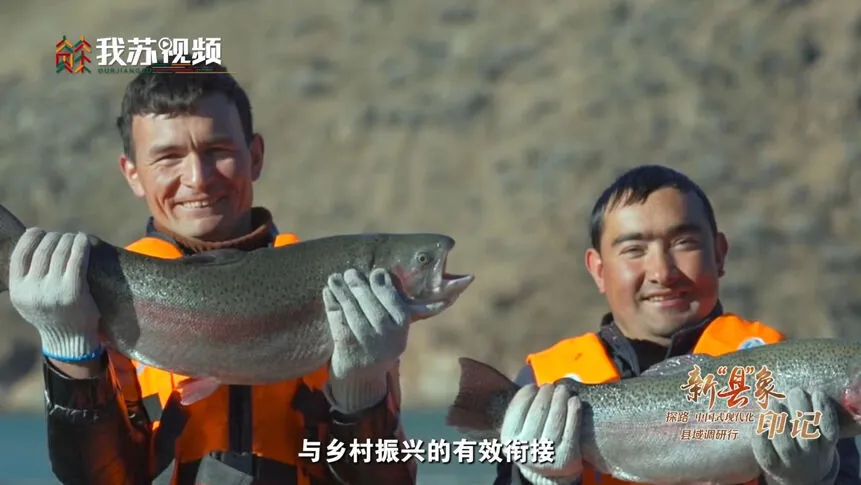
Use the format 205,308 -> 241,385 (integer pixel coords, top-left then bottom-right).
525,314 -> 785,485
121,233 -> 329,485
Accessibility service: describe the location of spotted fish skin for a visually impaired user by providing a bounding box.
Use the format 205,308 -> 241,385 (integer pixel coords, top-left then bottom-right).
0,203 -> 474,385
447,338 -> 861,484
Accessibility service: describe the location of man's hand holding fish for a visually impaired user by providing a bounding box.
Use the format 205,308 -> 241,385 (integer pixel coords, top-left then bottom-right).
500,383 -> 584,485
8,229 -> 102,366
753,387 -> 841,485
323,267 -> 411,414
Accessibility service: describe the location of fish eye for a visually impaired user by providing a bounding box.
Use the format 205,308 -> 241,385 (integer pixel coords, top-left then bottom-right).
415,252 -> 432,265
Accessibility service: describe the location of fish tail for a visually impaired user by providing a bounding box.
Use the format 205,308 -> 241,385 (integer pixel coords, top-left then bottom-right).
0,204 -> 26,293
445,357 -> 520,440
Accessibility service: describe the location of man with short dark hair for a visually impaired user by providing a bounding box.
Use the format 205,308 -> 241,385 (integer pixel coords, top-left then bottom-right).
493,165 -> 861,485
9,65 -> 418,485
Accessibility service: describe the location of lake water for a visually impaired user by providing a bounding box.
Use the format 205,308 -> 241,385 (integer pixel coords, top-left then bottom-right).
0,410 -> 498,484
5,410 -> 861,484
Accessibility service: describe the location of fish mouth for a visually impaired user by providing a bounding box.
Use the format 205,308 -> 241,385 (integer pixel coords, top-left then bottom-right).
843,374 -> 861,422
407,252 -> 474,320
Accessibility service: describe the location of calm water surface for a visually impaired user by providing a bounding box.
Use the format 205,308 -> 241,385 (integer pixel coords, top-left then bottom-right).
0,410 -> 497,484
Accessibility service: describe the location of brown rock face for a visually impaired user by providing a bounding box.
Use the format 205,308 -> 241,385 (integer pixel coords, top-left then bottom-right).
1,0 -> 860,409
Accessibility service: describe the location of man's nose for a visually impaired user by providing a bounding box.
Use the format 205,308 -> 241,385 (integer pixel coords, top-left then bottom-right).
180,154 -> 213,190
646,249 -> 680,285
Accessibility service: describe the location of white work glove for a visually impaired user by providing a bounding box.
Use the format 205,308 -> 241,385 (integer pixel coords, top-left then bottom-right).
752,387 -> 840,485
8,228 -> 102,362
322,268 -> 410,414
502,383 -> 583,485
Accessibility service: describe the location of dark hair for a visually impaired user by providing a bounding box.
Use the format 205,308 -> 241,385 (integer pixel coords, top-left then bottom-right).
116,63 -> 254,160
589,165 -> 718,250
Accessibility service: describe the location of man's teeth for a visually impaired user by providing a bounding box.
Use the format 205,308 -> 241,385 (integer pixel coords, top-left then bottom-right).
648,295 -> 680,301
181,200 -> 214,208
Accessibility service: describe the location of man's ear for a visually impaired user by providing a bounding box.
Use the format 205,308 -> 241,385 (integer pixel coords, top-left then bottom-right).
119,154 -> 145,198
715,231 -> 728,277
249,134 -> 264,182
585,248 -> 606,294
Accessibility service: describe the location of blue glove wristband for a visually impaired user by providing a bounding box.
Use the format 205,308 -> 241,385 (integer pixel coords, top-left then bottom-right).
43,345 -> 104,363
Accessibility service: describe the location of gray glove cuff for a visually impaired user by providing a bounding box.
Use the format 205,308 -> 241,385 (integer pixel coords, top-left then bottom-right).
39,328 -> 102,363
516,466 -> 581,485
762,450 -> 839,485
324,371 -> 389,415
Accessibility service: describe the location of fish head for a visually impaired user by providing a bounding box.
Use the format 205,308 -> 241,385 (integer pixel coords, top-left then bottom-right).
374,233 -> 474,320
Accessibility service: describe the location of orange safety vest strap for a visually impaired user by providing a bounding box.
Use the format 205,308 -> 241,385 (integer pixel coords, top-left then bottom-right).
273,233 -> 300,246
691,313 -> 785,355
125,236 -> 185,259
526,333 -> 621,385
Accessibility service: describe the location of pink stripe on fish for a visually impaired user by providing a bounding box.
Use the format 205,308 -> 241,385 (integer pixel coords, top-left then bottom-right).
131,297 -> 322,343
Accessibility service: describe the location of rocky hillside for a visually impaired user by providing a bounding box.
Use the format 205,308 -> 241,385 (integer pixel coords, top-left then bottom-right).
1,0 -> 860,411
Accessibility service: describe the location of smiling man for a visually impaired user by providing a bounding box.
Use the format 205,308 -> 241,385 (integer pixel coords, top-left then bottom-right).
492,165 -> 861,485
120,82 -> 262,244
8,65 -> 418,485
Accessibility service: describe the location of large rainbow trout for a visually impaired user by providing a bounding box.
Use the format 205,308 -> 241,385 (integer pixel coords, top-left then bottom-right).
446,339 -> 861,484
0,204 -> 474,403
